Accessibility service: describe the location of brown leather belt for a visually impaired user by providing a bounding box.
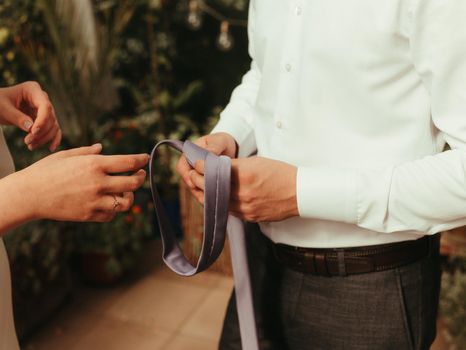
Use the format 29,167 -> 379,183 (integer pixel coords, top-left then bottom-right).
272,234 -> 440,276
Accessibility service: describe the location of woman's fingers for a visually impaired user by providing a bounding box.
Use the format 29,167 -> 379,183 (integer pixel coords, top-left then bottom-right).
91,211 -> 116,223
26,113 -> 54,143
26,86 -> 54,136
101,169 -> 146,194
17,82 -> 60,148
91,191 -> 134,221
100,154 -> 150,173
49,128 -> 62,152
27,122 -> 59,150
97,192 -> 135,213
3,105 -> 34,132
54,143 -> 103,158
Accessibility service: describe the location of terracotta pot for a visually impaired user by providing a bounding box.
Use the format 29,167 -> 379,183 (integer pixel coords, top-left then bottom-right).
80,252 -> 122,285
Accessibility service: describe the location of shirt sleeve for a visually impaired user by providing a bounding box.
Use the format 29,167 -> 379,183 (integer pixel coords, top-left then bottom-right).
210,0 -> 260,157
297,0 -> 466,234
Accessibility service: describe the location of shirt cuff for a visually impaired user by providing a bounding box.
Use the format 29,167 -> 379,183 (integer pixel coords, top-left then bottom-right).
211,115 -> 256,157
296,166 -> 359,224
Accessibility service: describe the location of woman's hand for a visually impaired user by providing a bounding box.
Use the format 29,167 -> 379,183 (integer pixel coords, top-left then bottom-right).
0,81 -> 62,151
0,144 -> 150,234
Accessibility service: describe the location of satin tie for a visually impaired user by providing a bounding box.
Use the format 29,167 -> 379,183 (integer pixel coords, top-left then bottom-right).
149,140 -> 259,350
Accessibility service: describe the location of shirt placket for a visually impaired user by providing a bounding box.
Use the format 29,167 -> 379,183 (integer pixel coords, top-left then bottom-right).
273,0 -> 304,133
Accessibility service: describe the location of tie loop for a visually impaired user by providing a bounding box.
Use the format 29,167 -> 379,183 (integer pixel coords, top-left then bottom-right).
149,140 -> 259,350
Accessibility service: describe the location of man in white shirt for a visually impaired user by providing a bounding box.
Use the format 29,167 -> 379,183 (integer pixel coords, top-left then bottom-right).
178,0 -> 464,349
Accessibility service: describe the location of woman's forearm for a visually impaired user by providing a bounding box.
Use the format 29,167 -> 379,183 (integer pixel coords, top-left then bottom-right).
0,172 -> 34,236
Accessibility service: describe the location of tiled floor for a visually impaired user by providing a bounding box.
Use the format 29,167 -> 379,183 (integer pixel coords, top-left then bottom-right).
22,241 -> 233,350
22,240 -> 449,350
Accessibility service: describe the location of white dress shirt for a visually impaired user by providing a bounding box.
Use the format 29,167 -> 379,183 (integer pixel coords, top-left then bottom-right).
0,128 -> 20,350
212,0 -> 466,248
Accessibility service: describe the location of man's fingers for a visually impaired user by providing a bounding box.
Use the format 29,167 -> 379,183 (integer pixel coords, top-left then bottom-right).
194,136 -> 208,148
176,155 -> 195,188
205,143 -> 224,155
191,188 -> 204,205
100,154 -> 149,173
101,169 -> 146,193
229,211 -> 245,220
189,170 -> 205,191
56,143 -> 103,158
228,200 -> 244,213
193,160 -> 205,175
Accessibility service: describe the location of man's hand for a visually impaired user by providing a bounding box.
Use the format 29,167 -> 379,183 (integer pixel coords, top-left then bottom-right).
0,81 -> 62,151
176,132 -> 237,199
189,156 -> 299,222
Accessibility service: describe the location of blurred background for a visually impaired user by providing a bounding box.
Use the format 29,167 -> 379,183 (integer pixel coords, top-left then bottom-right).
0,1 -> 464,349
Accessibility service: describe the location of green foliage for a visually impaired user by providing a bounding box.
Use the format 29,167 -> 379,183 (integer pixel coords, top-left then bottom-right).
1,0 -> 249,285
74,203 -> 153,274
4,221 -> 72,297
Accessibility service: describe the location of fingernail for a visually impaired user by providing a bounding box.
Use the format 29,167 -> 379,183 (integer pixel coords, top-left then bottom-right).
23,120 -> 33,132
32,127 -> 41,135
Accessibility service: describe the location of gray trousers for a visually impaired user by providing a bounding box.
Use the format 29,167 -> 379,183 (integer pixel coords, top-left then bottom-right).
219,224 -> 441,350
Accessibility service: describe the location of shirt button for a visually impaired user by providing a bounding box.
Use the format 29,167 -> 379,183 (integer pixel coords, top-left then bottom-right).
276,121 -> 282,129
285,63 -> 292,72
296,6 -> 302,16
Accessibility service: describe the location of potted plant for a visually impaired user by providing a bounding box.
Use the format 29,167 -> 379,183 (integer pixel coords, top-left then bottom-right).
74,202 -> 153,285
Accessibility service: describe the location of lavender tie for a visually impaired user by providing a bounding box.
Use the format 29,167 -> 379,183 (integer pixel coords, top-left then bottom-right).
149,140 -> 259,350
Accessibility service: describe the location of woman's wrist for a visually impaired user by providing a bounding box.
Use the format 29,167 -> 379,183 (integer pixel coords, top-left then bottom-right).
0,172 -> 37,235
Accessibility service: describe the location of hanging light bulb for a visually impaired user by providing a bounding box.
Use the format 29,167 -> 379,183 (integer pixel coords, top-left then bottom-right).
216,21 -> 234,51
187,0 -> 203,30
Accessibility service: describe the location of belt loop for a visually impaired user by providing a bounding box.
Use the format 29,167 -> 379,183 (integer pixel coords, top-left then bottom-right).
314,253 -> 330,276
337,250 -> 346,277
307,252 -> 316,274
